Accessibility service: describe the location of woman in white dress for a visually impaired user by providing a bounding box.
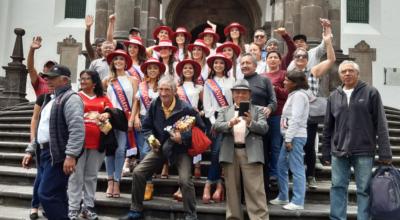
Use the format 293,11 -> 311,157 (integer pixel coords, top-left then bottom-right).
188,39 -> 210,85
216,41 -> 242,80
172,27 -> 191,62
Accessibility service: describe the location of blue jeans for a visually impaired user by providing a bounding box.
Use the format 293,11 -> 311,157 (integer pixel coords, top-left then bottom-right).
136,116 -> 151,160
207,133 -> 223,183
267,115 -> 282,178
38,148 -> 69,220
277,137 -> 306,205
330,155 -> 373,220
105,130 -> 126,181
31,151 -> 43,209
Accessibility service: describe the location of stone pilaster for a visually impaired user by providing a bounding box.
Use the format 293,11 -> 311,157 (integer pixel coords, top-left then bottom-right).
140,0 -> 150,45
114,0 -> 135,40
147,0 -> 160,46
299,0 -> 326,46
0,28 -> 28,108
349,40 -> 376,86
94,0 -> 109,39
57,35 -> 82,83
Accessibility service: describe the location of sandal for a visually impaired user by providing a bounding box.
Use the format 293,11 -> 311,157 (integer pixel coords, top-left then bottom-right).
112,180 -> 120,198
160,163 -> 169,179
106,178 -> 114,198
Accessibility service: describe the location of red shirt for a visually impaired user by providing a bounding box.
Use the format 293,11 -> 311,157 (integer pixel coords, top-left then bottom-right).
79,92 -> 113,149
262,70 -> 288,116
32,76 -> 49,97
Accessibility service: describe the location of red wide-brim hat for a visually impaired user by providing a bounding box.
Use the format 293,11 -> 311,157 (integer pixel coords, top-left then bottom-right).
223,22 -> 246,36
206,53 -> 232,72
216,41 -> 241,57
140,58 -> 166,75
123,37 -> 146,54
106,49 -> 132,70
173,27 -> 192,42
188,39 -> 210,56
153,40 -> 178,54
198,28 -> 220,42
152,25 -> 174,40
176,59 -> 202,80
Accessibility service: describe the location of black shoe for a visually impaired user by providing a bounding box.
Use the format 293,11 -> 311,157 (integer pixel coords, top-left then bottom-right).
29,212 -> 39,220
119,210 -> 143,220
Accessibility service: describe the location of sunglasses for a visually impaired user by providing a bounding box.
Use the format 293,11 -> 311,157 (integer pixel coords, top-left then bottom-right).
254,35 -> 265,39
294,54 -> 308,59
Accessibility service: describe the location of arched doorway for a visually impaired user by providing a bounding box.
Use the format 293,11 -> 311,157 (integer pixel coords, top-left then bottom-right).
165,0 -> 262,43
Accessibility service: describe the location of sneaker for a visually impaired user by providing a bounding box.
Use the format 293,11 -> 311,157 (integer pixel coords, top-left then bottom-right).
119,210 -> 143,220
68,210 -> 79,220
282,202 -> 304,210
269,197 -> 289,205
307,176 -> 318,189
80,207 -> 99,220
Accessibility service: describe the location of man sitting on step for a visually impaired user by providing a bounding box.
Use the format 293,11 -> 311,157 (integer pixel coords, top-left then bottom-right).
120,75 -> 205,220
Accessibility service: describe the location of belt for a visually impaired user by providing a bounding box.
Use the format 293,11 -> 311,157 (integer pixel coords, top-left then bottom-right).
234,143 -> 246,149
39,142 -> 49,149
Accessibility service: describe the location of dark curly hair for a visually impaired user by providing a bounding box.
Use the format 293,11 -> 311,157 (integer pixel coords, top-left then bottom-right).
79,70 -> 104,97
286,70 -> 309,91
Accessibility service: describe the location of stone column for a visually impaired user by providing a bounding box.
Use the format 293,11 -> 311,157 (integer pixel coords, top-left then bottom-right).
94,0 -> 109,39
328,0 -> 341,50
299,0 -> 327,46
57,35 -> 82,83
147,0 -> 160,46
140,0 -> 150,45
0,28 -> 28,107
349,40 -> 376,86
114,0 -> 135,40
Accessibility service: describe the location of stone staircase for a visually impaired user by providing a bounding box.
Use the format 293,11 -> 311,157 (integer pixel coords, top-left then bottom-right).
0,102 -> 399,219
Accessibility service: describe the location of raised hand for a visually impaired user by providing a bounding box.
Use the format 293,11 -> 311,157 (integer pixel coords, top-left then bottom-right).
274,27 -> 287,36
320,18 -> 331,28
85,15 -> 94,29
322,25 -> 333,41
109,14 -> 116,24
207,20 -> 217,32
31,36 -> 42,50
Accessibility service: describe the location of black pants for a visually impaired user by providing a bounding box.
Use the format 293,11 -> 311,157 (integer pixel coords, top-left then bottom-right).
304,122 -> 318,177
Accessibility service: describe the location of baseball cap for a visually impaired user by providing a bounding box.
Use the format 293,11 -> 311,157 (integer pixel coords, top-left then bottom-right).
42,65 -> 71,78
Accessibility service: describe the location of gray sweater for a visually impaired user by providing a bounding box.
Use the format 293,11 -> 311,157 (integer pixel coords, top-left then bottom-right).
281,89 -> 310,142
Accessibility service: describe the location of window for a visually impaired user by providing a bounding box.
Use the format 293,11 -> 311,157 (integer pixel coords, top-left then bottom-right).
347,0 -> 369,23
65,0 -> 86,19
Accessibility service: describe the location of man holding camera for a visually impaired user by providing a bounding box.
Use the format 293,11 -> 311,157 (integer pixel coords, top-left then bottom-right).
214,79 -> 269,220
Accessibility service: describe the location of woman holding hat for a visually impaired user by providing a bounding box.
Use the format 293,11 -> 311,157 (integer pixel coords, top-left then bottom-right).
147,25 -> 174,59
173,27 -> 191,62
123,36 -> 147,83
153,40 -> 178,81
188,39 -> 211,85
198,27 -> 220,55
128,58 -> 165,201
202,53 -> 235,203
216,41 -> 242,80
103,49 -> 136,198
172,59 -> 204,201
224,22 -> 246,55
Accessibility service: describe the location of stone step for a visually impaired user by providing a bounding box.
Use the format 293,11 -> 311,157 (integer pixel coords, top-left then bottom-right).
0,124 -> 30,132
0,132 -> 30,142
0,110 -> 33,117
0,141 -> 29,153
0,165 -> 360,205
387,113 -> 400,121
0,102 -> 34,111
0,204 -> 118,220
0,117 -> 31,124
0,183 -> 357,220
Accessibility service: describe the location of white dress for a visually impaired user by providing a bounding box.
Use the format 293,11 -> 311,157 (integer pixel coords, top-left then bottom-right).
106,75 -> 134,110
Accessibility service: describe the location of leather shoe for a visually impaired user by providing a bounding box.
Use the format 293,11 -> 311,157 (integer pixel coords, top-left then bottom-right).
119,210 -> 143,220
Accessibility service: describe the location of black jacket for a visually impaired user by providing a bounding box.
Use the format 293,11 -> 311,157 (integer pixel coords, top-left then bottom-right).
142,96 -> 205,162
322,81 -> 392,161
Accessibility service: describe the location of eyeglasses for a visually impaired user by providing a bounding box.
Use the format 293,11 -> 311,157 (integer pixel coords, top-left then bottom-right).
294,54 -> 308,59
254,35 -> 265,39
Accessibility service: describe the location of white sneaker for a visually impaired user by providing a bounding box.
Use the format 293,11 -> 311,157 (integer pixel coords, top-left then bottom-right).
269,198 -> 289,205
282,202 -> 304,210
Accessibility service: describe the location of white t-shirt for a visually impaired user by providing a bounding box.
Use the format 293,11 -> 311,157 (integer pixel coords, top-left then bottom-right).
343,88 -> 354,106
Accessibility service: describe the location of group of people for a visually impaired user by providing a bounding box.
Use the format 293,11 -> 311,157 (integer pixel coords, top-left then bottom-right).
21,13 -> 393,220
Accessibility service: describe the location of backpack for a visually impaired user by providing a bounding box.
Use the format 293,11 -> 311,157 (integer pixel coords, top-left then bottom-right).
370,165 -> 400,219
